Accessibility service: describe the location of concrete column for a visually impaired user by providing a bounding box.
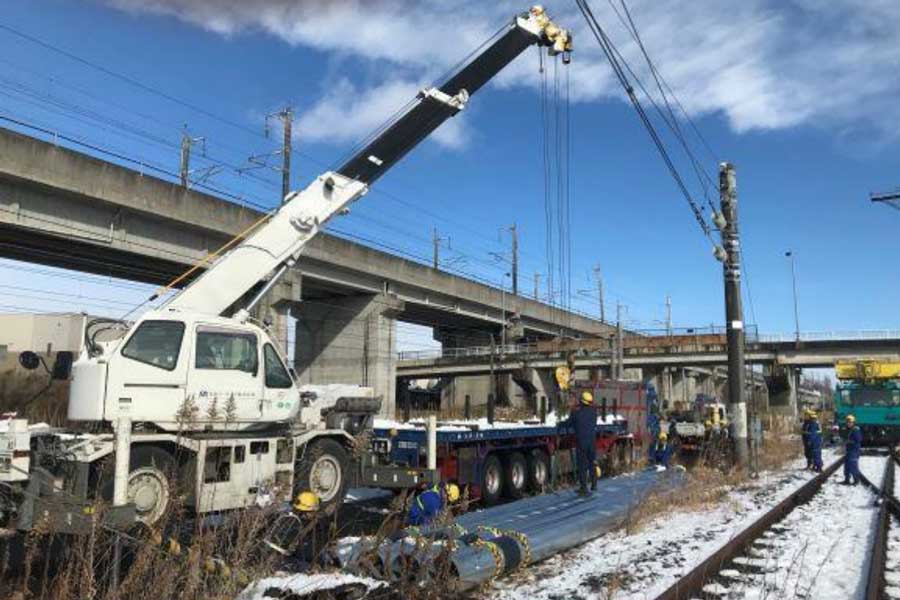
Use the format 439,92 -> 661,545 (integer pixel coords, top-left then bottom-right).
765,364 -> 798,418
251,273 -> 301,356
293,292 -> 404,417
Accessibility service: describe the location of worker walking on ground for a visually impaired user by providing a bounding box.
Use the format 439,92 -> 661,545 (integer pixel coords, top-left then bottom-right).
808,412 -> 823,473
559,391 -> 598,495
653,431 -> 672,469
407,482 -> 461,526
841,414 -> 863,485
801,409 -> 814,469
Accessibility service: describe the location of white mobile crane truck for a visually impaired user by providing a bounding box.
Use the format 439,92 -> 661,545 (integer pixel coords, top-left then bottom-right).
0,6 -> 571,533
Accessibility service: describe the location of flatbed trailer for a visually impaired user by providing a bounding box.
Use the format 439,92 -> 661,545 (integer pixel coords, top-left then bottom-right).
361,417 -> 633,505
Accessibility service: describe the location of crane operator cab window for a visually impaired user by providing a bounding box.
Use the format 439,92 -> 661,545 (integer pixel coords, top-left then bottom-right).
264,344 -> 292,389
122,320 -> 185,370
195,328 -> 258,373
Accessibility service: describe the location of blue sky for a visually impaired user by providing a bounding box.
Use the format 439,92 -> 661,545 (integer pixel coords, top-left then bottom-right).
1,0 -> 900,352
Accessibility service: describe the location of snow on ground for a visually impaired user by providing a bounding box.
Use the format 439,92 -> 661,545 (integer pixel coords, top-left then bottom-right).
237,572 -> 385,600
886,516 -> 900,598
483,449 -> 844,600
859,453 -> 889,486
345,488 -> 392,503
717,462 -> 880,600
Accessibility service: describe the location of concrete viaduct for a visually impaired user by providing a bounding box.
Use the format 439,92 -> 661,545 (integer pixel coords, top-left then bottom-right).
0,126 -> 612,415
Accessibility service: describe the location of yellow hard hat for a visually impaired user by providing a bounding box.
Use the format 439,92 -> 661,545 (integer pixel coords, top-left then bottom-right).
594,465 -> 602,479
293,491 -> 320,512
846,414 -> 856,423
809,411 -> 818,419
659,431 -> 668,441
704,420 -> 713,427
581,391 -> 594,405
446,483 -> 461,503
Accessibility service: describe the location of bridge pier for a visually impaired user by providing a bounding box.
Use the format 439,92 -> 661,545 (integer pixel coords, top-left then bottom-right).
765,364 -> 799,419
293,292 -> 404,417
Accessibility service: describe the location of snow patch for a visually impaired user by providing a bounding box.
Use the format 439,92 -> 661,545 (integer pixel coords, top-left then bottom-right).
238,572 -> 385,600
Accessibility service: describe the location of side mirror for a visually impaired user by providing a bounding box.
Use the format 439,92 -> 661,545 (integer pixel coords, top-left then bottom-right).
51,351 -> 74,380
18,351 -> 41,371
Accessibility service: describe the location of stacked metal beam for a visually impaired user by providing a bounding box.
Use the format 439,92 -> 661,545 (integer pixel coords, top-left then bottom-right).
330,468 -> 684,591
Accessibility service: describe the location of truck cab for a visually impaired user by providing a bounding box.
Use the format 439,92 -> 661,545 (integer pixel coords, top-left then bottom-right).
69,310 -> 300,431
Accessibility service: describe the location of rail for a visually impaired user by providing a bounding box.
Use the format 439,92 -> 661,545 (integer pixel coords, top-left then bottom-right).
757,330 -> 900,343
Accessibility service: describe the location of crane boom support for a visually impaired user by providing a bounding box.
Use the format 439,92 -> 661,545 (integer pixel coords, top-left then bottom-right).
166,6 -> 571,317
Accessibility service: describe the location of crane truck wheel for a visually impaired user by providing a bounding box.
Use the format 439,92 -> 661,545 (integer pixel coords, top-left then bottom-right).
294,439 -> 349,510
480,453 -> 503,506
502,452 -> 528,500
526,448 -> 550,491
100,446 -> 175,528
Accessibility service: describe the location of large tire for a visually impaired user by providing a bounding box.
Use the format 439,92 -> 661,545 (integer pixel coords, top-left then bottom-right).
100,446 -> 176,528
502,452 -> 528,500
480,454 -> 503,506
294,438 -> 350,511
526,448 -> 551,492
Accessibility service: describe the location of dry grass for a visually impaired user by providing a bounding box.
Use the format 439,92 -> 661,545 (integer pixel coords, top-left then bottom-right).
0,371 -> 69,426
622,433 -> 801,536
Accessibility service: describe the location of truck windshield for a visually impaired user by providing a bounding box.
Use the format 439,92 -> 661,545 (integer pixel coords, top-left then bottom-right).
121,320 -> 185,370
842,387 -> 900,407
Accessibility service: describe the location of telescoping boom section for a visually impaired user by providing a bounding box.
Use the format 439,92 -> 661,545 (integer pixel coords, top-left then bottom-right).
166,6 -> 572,318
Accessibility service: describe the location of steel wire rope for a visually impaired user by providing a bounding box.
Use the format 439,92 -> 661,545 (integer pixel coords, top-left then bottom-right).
574,0 -> 714,242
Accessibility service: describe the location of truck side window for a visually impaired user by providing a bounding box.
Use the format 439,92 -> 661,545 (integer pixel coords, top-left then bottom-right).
264,344 -> 292,389
121,320 -> 185,371
195,329 -> 258,374
204,447 -> 232,483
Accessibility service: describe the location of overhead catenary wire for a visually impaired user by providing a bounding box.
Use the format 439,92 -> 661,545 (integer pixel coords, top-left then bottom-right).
574,0 -> 714,241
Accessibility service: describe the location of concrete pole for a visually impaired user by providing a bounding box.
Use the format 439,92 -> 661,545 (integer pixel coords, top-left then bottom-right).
179,132 -> 191,188
510,223 -> 518,296
534,273 -> 541,300
593,264 -> 605,323
280,107 -> 292,204
615,302 -> 624,380
665,295 -> 672,336
719,162 -> 749,468
432,227 -> 440,269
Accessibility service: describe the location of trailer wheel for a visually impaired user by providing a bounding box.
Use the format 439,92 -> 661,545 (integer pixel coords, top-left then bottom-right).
480,454 -> 503,506
526,449 -> 550,491
502,452 -> 528,500
101,446 -> 175,527
294,438 -> 350,510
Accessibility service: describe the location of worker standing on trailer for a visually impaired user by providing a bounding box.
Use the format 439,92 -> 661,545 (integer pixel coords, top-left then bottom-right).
801,409 -> 814,469
840,414 -> 863,485
808,412 -> 823,473
559,391 -> 598,495
407,482 -> 461,526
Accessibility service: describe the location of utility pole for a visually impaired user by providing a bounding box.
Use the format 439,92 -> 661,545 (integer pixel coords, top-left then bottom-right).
785,251 -> 800,342
241,107 -> 294,204
179,128 -> 206,188
593,264 -> 606,322
533,273 -> 541,301
432,227 -> 450,269
615,302 -> 624,380
665,295 -> 672,336
277,107 -> 292,203
510,223 -> 518,296
719,162 -> 749,469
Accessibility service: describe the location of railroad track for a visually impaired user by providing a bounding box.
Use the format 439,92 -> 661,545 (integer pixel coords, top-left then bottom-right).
653,454 -> 896,600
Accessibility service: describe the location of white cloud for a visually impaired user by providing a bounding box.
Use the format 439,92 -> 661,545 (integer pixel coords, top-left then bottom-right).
105,0 -> 900,147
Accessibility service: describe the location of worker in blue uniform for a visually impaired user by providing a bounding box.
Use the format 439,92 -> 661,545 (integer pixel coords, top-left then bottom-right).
653,431 -> 672,468
800,409 -> 813,469
841,414 -> 862,485
807,412 -> 823,473
559,391 -> 598,495
407,482 -> 460,526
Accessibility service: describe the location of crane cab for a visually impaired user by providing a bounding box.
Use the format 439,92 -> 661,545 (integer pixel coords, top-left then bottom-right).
69,310 -> 300,431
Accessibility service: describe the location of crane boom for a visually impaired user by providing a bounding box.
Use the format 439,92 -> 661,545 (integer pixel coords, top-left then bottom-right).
165,6 -> 571,317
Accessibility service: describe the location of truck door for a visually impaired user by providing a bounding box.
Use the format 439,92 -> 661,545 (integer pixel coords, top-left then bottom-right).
261,343 -> 294,421
188,325 -> 264,424
107,319 -> 188,421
